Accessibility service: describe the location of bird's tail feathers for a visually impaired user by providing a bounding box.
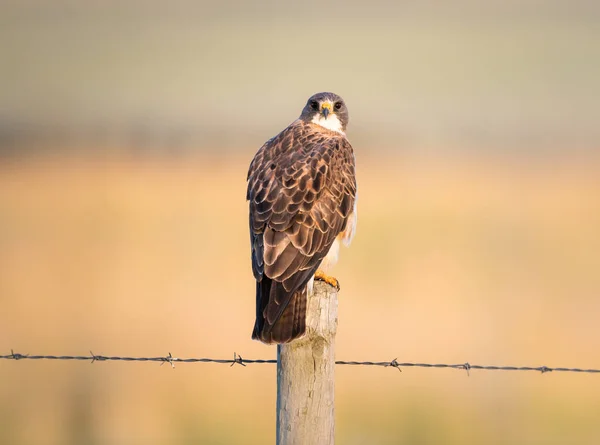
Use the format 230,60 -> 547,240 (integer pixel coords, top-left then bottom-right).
252,279 -> 307,344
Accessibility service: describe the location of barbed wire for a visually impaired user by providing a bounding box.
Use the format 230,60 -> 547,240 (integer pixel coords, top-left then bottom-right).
1,350 -> 599,375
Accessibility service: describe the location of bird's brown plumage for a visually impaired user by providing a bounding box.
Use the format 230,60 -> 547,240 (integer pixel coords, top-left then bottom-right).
247,118 -> 357,343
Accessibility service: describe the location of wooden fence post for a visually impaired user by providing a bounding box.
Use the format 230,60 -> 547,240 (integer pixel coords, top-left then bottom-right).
276,281 -> 338,445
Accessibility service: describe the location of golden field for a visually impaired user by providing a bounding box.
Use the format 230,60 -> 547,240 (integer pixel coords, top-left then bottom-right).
1,153 -> 599,445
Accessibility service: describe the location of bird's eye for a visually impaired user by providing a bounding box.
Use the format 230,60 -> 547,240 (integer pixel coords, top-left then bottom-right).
310,101 -> 319,110
334,102 -> 342,111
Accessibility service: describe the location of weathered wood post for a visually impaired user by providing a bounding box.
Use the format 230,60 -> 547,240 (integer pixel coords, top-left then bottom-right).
276,281 -> 338,445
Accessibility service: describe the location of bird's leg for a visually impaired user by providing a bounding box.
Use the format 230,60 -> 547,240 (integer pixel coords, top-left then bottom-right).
314,269 -> 340,290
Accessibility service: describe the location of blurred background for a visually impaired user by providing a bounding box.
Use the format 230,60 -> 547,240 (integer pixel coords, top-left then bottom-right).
1,1 -> 599,444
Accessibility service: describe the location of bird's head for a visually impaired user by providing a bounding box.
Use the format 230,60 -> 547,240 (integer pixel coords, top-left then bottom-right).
299,92 -> 348,134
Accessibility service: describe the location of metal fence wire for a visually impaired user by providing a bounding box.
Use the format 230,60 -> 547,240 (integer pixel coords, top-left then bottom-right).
1,351 -> 599,375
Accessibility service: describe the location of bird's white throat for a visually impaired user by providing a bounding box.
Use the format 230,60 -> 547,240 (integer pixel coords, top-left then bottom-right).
311,114 -> 345,134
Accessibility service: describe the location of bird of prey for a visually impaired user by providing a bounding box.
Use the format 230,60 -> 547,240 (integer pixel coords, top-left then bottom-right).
247,92 -> 357,344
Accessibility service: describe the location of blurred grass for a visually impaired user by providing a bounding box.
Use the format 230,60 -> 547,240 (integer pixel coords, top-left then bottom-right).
1,153 -> 599,444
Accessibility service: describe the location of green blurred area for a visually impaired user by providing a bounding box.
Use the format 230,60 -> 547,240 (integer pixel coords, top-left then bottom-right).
1,2 -> 600,445
1,0 -> 600,152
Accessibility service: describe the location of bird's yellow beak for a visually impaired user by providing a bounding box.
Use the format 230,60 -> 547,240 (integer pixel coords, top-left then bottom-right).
321,102 -> 332,119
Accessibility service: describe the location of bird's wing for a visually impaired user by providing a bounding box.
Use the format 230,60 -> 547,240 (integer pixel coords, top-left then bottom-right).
247,121 -> 356,339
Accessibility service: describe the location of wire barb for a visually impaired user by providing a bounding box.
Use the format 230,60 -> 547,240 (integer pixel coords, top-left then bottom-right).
89,351 -> 107,363
160,352 -> 175,369
385,358 -> 402,372
231,353 -> 246,367
10,349 -> 28,360
461,362 -> 471,376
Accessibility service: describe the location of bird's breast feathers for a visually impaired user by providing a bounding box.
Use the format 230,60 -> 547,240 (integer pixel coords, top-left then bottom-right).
311,113 -> 345,134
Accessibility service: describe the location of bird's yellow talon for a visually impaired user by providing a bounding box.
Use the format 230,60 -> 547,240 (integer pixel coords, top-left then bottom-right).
314,270 -> 340,290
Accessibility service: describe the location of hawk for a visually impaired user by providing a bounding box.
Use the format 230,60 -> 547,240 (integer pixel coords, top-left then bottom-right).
247,92 -> 357,344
